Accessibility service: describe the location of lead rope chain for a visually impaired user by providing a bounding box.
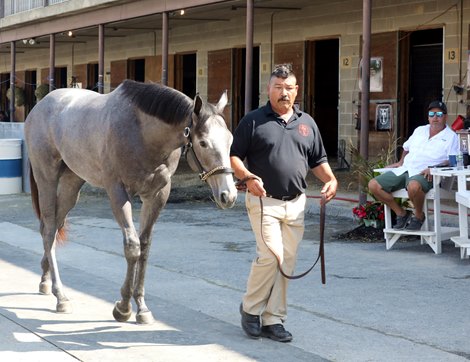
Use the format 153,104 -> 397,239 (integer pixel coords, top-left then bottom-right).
258,193 -> 326,283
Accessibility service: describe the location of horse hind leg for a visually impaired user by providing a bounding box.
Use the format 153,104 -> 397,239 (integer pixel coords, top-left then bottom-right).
37,167 -> 84,314
56,168 -> 85,229
38,169 -> 84,297
37,192 -> 73,313
54,169 -> 85,313
30,167 -> 52,295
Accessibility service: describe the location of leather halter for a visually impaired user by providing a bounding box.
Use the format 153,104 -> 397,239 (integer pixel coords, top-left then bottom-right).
182,125 -> 234,182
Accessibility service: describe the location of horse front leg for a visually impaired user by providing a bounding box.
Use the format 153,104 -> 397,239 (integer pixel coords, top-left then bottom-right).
108,186 -> 141,323
133,184 -> 171,324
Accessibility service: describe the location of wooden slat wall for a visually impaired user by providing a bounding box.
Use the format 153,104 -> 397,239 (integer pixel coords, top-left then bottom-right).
110,60 -> 127,90
274,41 -> 305,108
40,68 -> 49,84
207,49 -> 232,128
368,31 -> 398,159
145,55 -> 174,86
74,64 -> 88,89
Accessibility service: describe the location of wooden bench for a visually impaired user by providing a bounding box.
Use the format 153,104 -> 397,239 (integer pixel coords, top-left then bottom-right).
374,169 -> 458,254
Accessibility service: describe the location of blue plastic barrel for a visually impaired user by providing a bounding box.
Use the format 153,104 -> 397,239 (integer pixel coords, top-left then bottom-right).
0,139 -> 22,194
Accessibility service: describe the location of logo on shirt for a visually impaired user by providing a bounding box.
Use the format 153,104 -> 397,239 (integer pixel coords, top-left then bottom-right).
298,124 -> 310,137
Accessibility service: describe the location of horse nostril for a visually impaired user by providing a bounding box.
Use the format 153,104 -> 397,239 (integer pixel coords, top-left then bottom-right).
220,192 -> 228,204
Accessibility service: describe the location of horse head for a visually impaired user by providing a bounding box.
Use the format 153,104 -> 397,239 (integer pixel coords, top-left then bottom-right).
185,91 -> 237,209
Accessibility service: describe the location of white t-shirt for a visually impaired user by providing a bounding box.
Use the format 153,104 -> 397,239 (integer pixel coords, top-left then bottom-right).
390,125 -> 459,177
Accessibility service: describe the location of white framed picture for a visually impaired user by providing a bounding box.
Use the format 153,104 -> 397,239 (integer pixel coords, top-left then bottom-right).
359,57 -> 383,93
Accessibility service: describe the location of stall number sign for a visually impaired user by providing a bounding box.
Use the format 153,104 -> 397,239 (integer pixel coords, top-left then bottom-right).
446,48 -> 459,64
341,56 -> 352,69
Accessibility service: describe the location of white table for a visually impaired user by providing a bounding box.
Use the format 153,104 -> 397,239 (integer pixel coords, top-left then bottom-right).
431,167 -> 470,258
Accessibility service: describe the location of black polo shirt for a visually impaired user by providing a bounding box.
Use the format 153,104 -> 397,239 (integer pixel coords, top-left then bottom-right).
230,102 -> 328,197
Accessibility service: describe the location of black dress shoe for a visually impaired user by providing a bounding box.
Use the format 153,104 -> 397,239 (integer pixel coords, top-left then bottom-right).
261,324 -> 293,342
239,303 -> 261,338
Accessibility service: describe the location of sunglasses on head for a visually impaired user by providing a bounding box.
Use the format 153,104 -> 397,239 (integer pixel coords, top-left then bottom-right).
428,111 -> 444,118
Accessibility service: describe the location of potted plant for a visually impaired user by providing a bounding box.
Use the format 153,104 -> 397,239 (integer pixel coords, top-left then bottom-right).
352,201 -> 385,228
6,87 -> 25,106
34,84 -> 49,101
349,136 -> 409,228
348,136 -> 398,195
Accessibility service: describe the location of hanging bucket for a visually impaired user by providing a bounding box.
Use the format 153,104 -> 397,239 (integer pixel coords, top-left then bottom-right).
0,139 -> 22,194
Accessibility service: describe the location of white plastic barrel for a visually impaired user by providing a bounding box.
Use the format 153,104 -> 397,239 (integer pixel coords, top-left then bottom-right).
0,139 -> 22,194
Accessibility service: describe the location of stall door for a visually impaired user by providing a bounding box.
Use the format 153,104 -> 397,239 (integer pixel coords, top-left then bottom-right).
399,28 -> 443,139
305,39 -> 339,157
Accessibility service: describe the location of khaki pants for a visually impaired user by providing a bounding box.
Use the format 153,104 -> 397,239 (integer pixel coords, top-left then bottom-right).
243,192 -> 306,326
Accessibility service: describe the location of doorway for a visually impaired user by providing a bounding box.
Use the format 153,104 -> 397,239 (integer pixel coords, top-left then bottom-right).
128,59 -> 145,82
55,67 -> 67,89
305,39 -> 339,157
400,28 -> 443,138
24,70 -> 37,116
1,73 -> 10,115
175,53 -> 197,98
87,63 -> 98,91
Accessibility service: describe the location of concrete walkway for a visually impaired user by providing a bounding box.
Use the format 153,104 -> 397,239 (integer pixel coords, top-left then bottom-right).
0,191 -> 469,362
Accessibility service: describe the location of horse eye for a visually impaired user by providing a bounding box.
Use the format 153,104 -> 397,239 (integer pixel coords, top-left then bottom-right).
199,140 -> 208,148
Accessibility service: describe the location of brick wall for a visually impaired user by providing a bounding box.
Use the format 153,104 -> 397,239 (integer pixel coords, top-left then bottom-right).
0,0 -> 467,161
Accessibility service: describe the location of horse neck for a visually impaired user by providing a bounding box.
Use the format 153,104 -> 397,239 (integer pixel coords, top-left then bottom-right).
137,110 -> 189,153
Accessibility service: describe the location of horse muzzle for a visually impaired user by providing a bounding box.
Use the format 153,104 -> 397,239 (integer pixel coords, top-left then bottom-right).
204,170 -> 237,209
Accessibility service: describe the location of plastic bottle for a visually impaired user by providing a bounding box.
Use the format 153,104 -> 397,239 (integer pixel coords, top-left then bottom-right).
461,138 -> 469,167
457,153 -> 464,170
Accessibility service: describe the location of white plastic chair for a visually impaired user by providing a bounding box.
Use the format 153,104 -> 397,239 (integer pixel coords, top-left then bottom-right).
374,168 -> 457,254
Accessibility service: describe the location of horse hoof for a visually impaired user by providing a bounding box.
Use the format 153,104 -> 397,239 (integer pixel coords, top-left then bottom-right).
39,282 -> 51,295
113,301 -> 132,322
56,300 -> 73,314
136,311 -> 154,325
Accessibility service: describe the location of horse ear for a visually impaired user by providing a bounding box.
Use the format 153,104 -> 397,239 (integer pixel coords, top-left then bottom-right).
193,93 -> 203,116
216,90 -> 228,113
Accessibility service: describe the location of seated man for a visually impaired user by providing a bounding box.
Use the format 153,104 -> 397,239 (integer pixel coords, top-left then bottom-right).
368,100 -> 459,231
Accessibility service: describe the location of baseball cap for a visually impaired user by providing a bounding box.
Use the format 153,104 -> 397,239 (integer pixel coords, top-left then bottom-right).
427,100 -> 447,114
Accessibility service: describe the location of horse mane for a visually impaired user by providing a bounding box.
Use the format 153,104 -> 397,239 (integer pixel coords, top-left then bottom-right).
120,80 -> 193,125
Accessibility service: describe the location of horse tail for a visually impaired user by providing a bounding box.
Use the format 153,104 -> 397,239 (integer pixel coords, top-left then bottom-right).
29,164 -> 68,244
56,222 -> 68,245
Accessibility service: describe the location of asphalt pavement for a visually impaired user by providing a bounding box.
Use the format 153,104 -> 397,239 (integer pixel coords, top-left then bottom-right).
0,180 -> 469,361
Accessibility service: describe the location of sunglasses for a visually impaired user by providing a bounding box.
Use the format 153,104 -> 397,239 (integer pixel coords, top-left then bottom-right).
428,111 -> 444,118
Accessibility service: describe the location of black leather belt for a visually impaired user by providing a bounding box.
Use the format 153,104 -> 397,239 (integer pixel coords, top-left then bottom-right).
266,193 -> 301,201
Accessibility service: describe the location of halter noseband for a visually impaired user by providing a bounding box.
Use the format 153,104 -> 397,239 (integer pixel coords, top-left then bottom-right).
182,125 -> 234,182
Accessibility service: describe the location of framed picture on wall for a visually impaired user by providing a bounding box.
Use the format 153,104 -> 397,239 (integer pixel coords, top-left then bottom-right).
359,57 -> 383,92
375,103 -> 393,131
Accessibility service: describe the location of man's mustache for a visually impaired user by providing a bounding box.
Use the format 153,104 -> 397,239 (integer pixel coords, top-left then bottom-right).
278,96 -> 289,101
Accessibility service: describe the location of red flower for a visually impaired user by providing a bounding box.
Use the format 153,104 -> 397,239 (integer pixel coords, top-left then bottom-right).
352,201 -> 384,224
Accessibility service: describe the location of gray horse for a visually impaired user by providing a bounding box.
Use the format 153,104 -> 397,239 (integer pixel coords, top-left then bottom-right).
25,80 -> 237,324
